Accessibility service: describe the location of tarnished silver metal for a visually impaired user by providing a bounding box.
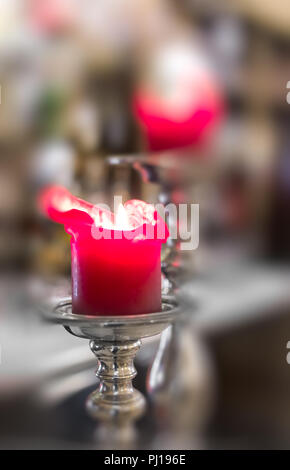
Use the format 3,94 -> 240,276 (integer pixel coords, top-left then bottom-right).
42,295 -> 180,430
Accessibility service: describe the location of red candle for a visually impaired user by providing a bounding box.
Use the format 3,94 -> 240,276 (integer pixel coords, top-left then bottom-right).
132,45 -> 223,153
39,186 -> 168,316
133,89 -> 222,152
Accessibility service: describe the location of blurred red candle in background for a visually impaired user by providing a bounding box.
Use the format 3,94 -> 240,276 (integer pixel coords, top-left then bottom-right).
39,186 -> 168,316
133,41 -> 223,152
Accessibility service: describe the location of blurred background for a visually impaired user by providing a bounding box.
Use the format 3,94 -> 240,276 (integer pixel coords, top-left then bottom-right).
0,0 -> 290,449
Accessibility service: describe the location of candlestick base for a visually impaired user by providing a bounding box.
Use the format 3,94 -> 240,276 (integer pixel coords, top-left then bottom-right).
41,296 -> 180,437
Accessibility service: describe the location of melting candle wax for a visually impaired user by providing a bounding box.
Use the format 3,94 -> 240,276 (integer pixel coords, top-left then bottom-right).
39,186 -> 169,316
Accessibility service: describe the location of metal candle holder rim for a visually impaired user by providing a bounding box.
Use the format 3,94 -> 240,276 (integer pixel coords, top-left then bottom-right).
41,295 -> 181,341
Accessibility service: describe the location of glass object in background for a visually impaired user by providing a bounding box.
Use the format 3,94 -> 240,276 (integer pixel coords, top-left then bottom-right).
147,321 -> 214,448
105,154 -> 199,291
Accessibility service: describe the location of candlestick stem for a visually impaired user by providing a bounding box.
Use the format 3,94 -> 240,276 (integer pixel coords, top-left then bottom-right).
86,339 -> 145,426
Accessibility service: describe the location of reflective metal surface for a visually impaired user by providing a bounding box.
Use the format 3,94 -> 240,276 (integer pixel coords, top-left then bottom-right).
40,295 -> 180,442
42,295 -> 180,341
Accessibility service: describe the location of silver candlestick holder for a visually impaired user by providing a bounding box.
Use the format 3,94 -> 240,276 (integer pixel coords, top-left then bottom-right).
42,295 -> 180,439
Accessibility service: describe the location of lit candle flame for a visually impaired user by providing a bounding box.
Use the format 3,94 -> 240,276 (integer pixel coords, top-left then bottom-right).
115,203 -> 132,230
